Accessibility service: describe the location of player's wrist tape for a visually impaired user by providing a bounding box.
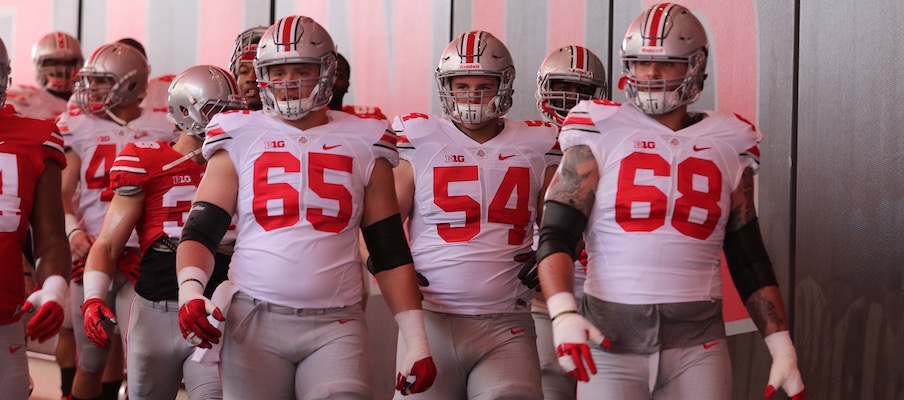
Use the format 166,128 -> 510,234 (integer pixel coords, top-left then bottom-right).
723,218 -> 777,303
395,309 -> 430,356
83,270 -> 112,301
40,275 -> 69,304
362,214 -> 413,275
177,266 -> 210,306
181,201 -> 231,256
546,292 -> 579,322
764,330 -> 797,360
536,200 -> 588,264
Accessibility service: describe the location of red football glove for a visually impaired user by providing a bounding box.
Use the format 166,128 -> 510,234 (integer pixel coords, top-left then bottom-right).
547,292 -> 610,382
394,310 -> 437,395
81,298 -> 116,347
764,331 -> 805,399
71,260 -> 86,283
23,275 -> 68,343
177,266 -> 224,349
178,298 -> 224,349
116,248 -> 142,284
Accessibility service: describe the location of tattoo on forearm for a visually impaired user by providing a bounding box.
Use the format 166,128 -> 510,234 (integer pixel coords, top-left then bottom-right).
745,289 -> 786,336
727,167 -> 757,232
546,145 -> 598,215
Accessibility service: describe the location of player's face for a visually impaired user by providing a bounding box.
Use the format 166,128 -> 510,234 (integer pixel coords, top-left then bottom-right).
630,61 -> 688,91
80,76 -> 114,110
266,63 -> 321,101
549,79 -> 596,113
237,61 -> 262,110
450,75 -> 500,104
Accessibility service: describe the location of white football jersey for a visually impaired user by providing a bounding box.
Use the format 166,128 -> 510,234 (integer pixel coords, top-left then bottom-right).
139,75 -> 176,112
394,114 -> 560,314
59,107 -> 177,245
559,101 -> 761,305
5,84 -> 69,120
203,110 -> 398,309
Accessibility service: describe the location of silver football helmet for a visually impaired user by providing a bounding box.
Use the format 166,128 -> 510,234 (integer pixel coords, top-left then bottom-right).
620,3 -> 708,114
74,43 -> 150,116
229,26 -> 267,78
167,65 -> 246,138
436,31 -> 515,125
32,32 -> 83,93
0,37 -> 10,107
536,45 -> 606,126
254,16 -> 337,120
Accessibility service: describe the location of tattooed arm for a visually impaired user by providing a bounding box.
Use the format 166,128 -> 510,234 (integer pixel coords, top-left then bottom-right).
538,145 -> 599,298
728,167 -> 789,336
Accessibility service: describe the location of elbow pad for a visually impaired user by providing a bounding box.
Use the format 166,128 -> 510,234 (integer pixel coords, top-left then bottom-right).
362,214 -> 413,275
536,200 -> 588,264
724,218 -> 778,303
180,201 -> 231,256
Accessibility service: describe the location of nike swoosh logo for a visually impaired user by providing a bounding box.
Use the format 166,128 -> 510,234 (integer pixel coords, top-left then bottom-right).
337,319 -> 353,324
323,144 -> 341,150
703,341 -> 718,349
9,345 -> 22,353
692,145 -> 711,151
510,328 -> 525,335
498,154 -> 515,160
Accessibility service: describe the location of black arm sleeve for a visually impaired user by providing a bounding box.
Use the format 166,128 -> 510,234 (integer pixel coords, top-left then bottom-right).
536,200 -> 588,264
723,218 -> 778,303
362,214 -> 413,275
180,201 -> 232,256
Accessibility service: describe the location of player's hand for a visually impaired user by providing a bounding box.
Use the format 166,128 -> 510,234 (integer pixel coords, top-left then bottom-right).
81,298 -> 116,347
546,292 -> 609,383
764,331 -> 805,399
396,354 -> 437,395
178,297 -> 224,349
552,312 -> 610,382
515,251 -> 540,290
70,260 -> 86,283
116,249 -> 141,284
69,230 -> 94,261
394,309 -> 436,395
22,275 -> 68,343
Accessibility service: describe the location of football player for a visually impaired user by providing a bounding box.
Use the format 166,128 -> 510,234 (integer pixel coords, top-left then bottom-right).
390,30 -> 559,399
5,31 -> 82,120
329,52 -> 388,120
60,42 -> 177,400
3,31 -> 84,399
0,36 -> 71,400
536,3 -> 805,399
523,44 -> 608,400
79,65 -> 244,399
229,26 -> 267,111
175,16 -> 436,398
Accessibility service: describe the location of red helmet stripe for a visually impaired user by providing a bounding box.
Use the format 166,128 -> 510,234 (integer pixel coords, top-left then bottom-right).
647,3 -> 673,47
55,32 -> 66,50
573,45 -> 586,70
464,31 -> 478,63
281,15 -> 297,51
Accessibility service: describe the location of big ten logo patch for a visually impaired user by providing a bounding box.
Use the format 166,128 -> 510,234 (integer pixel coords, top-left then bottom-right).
172,175 -> 192,185
634,140 -> 655,149
265,140 -> 286,149
444,154 -> 465,163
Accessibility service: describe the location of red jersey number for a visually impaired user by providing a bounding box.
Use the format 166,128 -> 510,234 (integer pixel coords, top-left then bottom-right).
615,153 -> 722,240
85,144 -> 116,202
433,166 -> 531,245
252,152 -> 353,232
